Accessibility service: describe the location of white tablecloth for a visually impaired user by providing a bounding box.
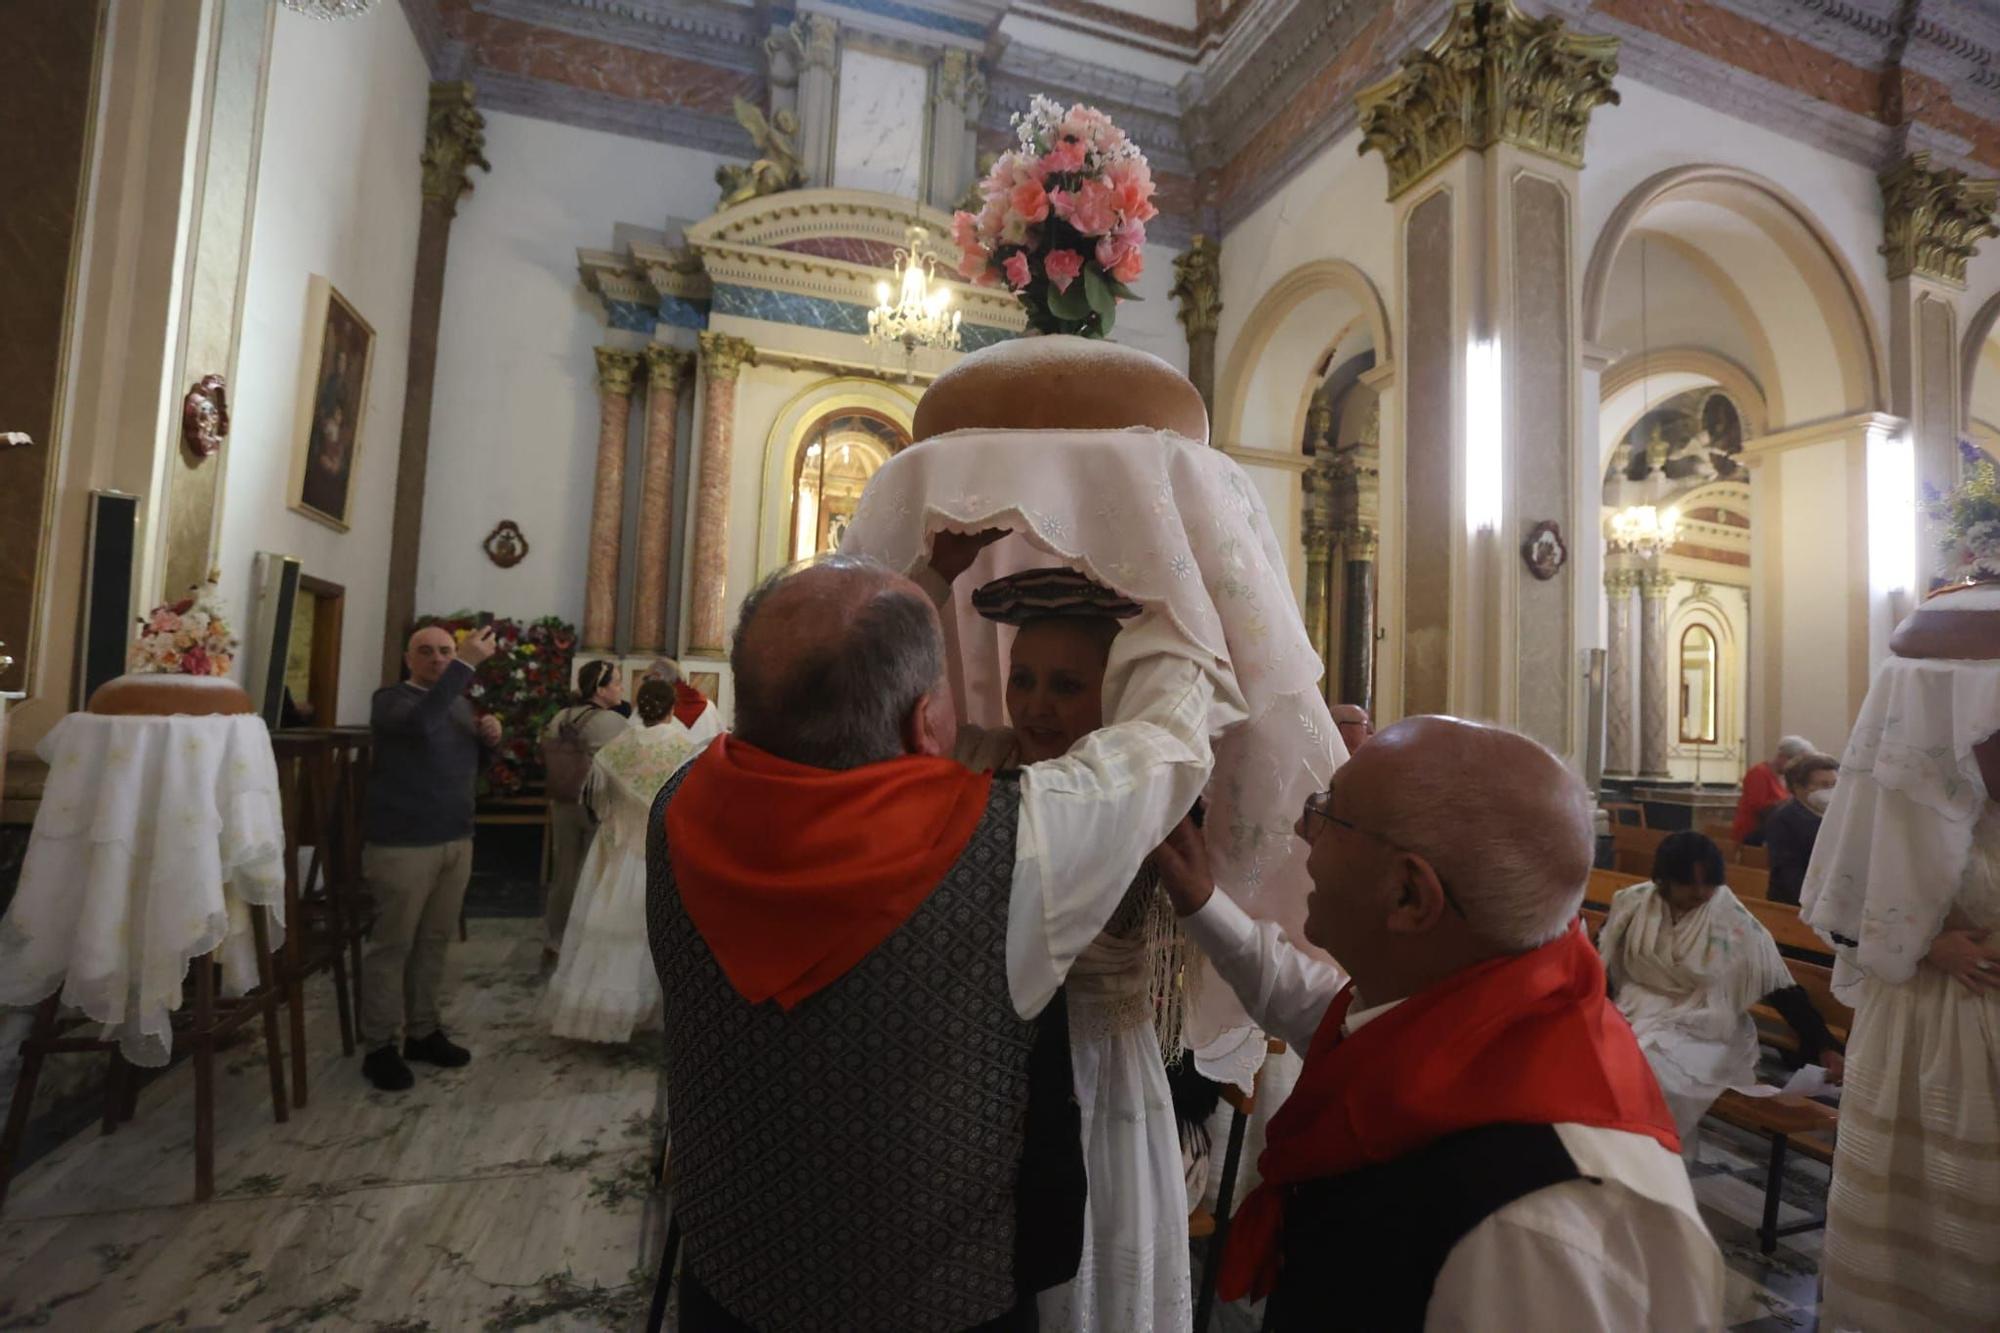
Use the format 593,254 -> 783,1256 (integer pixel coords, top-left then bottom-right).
0,713 -> 286,1066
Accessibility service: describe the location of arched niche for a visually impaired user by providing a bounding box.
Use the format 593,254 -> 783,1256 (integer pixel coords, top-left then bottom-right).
1583,166 -> 1885,428
1964,289 -> 2000,454
1599,350 -> 1770,478
755,378 -> 918,577
1215,260 -> 1394,450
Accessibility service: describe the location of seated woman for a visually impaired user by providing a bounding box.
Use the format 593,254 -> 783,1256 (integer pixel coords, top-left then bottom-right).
546,680 -> 707,1043
1763,751 -> 1837,906
958,565 -> 1193,1333
1597,831 -> 1842,1151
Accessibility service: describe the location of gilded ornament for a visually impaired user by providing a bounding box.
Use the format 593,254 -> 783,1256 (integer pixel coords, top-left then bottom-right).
935,48 -> 986,111
798,13 -> 838,70
1170,234 -> 1223,337
594,347 -> 641,397
1357,0 -> 1619,200
715,97 -> 806,209
421,82 -> 491,217
1879,152 -> 2000,286
1639,567 -> 1677,597
1341,524 -> 1379,563
644,345 -> 694,387
698,332 -> 758,381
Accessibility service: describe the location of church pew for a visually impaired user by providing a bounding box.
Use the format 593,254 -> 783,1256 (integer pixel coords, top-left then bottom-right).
1729,864 -> 1772,901
1600,802 -> 1647,829
1585,867 -> 1644,910
1579,904 -> 1608,943
1611,824 -> 1667,857
1738,844 -> 1769,869
1741,897 -> 1831,962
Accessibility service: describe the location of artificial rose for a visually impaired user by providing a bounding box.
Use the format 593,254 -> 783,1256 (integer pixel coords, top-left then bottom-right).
182,646 -> 211,677
1003,252 -> 1033,290
1044,248 -> 1084,293
952,210 -> 981,258
1041,138 -> 1087,174
1009,178 -> 1050,225
1053,178 -> 1118,236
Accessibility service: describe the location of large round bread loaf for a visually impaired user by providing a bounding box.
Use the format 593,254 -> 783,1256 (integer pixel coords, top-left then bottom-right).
913,334 -> 1209,443
88,673 -> 256,716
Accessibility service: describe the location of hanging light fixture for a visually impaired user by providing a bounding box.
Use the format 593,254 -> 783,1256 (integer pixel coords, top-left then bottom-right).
280,0 -> 380,17
1607,236 -> 1680,558
867,225 -> 962,355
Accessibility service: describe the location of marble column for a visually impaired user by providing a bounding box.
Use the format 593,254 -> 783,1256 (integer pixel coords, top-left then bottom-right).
633,346 -> 692,655
380,82 -> 491,684
792,14 -> 838,187
1637,568 -> 1675,779
926,49 -> 986,212
1603,566 -> 1638,776
688,332 -> 757,655
584,347 -> 640,652
1880,153 -> 1998,589
1303,512 -> 1334,691
1339,527 -> 1379,710
1170,235 -> 1222,430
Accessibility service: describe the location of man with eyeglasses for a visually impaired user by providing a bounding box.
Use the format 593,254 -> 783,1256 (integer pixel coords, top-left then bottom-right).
1154,715 -> 1723,1331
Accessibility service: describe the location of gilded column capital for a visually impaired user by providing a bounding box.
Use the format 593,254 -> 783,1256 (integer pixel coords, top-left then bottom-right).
1341,524 -> 1379,562
1357,0 -> 1619,201
934,48 -> 986,113
1170,235 -> 1223,337
698,332 -> 758,381
1604,566 -> 1641,594
421,82 -> 492,218
796,13 -> 838,70
595,347 -> 642,397
1638,567 -> 1677,598
644,344 -> 694,388
1879,151 -> 2000,286
1303,515 -> 1336,560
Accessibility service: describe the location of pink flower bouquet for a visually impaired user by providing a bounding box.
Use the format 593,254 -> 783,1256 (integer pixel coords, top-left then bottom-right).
130,579 -> 238,677
954,96 -> 1157,338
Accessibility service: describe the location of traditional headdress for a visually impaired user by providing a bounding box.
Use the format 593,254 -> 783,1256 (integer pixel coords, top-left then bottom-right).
971,566 -> 1142,625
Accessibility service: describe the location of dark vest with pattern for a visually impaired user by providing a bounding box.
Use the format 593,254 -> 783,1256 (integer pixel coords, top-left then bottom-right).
647,769 -> 1080,1332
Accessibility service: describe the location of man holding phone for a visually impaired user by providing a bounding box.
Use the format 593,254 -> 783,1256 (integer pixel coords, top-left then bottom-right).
358,623 -> 503,1091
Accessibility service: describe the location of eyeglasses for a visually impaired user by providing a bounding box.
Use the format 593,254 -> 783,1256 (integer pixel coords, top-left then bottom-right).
1299,788 -> 1468,919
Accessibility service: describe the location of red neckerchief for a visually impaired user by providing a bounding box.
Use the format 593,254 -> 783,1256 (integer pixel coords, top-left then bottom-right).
665,737 -> 994,1009
671,681 -> 709,729
1218,923 -> 1678,1300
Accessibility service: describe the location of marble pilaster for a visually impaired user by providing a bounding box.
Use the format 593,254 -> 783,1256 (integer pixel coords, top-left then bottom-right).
792,15 -> 838,187
1603,566 -> 1638,776
926,49 -> 986,212
381,82 -> 491,684
688,333 -> 756,655
1637,568 -> 1675,779
1170,235 -> 1222,429
633,346 -> 692,655
1339,526 -> 1379,711
584,348 -> 640,652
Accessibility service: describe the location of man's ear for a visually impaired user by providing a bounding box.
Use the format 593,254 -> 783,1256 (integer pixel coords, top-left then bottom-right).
1384,855 -> 1451,935
904,689 -> 951,757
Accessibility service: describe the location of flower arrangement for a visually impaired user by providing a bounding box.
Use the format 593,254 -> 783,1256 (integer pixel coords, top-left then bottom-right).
1927,439 -> 2000,585
417,611 -> 578,797
953,96 -> 1157,338
130,578 -> 238,677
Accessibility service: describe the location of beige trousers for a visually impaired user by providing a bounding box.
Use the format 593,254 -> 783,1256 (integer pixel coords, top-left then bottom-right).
546,802 -> 596,949
359,839 -> 473,1049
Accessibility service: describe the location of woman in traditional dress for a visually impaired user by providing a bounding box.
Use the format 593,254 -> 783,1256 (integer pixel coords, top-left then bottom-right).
642,656 -> 723,747
1805,578 -> 2000,1330
547,680 -> 707,1043
540,660 -> 632,960
957,566 -> 1193,1333
1597,831 -> 1839,1152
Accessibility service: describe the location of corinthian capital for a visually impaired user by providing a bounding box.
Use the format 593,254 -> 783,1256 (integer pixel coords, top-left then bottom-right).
699,332 -> 758,381
421,82 -> 492,217
796,13 -> 838,71
1170,235 -> 1222,337
1879,152 -> 2000,286
1358,0 -> 1618,200
644,345 -> 694,388
595,347 -> 641,397
935,48 -> 986,113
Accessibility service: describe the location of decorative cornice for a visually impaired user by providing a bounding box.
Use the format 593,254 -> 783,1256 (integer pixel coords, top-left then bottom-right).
698,331 -> 757,380
1638,567 -> 1678,596
1879,150 -> 2000,285
1357,0 -> 1620,200
421,82 -> 491,216
643,344 -> 694,387
594,346 -> 641,396
1170,235 -> 1223,338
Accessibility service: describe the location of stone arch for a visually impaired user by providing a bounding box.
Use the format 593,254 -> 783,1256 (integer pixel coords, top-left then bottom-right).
1215,260 -> 1394,450
1599,347 -> 1770,476
1962,288 -> 2000,438
755,377 -> 918,575
1583,165 -> 1886,424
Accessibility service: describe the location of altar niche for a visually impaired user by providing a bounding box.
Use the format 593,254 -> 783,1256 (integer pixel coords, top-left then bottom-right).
789,408 -> 909,563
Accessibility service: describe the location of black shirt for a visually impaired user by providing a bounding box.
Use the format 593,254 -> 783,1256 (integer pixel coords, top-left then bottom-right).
1764,798 -> 1821,907
364,660 -> 490,846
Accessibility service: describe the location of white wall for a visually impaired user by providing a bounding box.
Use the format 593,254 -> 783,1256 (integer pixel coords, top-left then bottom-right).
215,4 -> 428,726
1775,438 -> 1855,751
417,111 -> 728,630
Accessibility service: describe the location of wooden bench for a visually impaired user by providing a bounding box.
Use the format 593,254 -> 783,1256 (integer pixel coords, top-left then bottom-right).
1741,897 -> 1832,963
1707,1091 -> 1838,1253
1738,844 -> 1769,869
1585,866 -> 1643,910
1730,863 -> 1772,901
1601,802 -> 1647,829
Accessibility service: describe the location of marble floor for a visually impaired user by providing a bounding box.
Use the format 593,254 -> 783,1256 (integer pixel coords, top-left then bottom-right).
1,911 -> 1836,1331
0,920 -> 670,1331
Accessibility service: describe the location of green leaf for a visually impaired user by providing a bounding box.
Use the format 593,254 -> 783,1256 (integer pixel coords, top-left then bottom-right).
1083,264 -> 1113,320
1046,280 -> 1092,321
1109,279 -> 1141,301
1096,298 -> 1117,337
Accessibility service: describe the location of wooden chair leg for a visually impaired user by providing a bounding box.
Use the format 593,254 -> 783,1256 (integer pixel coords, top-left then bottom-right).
250,907 -> 290,1126
1759,1134 -> 1789,1255
284,935 -> 309,1110
102,1050 -> 131,1136
0,996 -> 61,1211
328,946 -> 356,1056
193,957 -> 217,1203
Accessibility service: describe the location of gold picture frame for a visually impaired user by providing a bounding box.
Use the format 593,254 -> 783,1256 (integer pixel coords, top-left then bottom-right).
289,276 -> 375,531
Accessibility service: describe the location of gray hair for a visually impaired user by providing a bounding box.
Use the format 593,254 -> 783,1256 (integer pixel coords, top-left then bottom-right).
1776,734 -> 1814,761
646,657 -> 682,687
731,554 -> 944,770
1373,723 -> 1596,952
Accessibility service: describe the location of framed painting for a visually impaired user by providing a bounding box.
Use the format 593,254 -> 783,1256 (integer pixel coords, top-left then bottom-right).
289,276 -> 375,531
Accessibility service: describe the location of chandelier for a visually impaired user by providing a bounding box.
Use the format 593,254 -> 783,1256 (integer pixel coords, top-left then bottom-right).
280,0 -> 379,18
1606,504 -> 1682,558
867,225 -> 961,354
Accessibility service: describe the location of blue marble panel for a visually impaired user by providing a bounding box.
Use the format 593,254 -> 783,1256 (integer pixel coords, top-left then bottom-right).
658,295 -> 709,330
826,0 -> 986,40
711,282 -> 1015,350
606,299 -> 657,333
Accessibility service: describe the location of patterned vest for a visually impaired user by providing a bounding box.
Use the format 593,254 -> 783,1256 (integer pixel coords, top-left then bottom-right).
648,770 -> 1059,1332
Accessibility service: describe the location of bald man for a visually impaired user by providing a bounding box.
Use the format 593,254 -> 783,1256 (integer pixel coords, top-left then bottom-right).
1155,717 -> 1723,1330
647,548 -> 1231,1332
358,624 -> 501,1091
1331,702 -> 1372,755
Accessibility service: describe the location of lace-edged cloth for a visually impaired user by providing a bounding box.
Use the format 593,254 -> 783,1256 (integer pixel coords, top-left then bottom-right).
0,713 -> 286,1066
842,426 -> 1347,1060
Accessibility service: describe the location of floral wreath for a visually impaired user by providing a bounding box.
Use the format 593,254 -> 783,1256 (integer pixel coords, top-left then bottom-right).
1928,438 -> 2000,585
131,577 -> 237,677
953,96 -> 1157,338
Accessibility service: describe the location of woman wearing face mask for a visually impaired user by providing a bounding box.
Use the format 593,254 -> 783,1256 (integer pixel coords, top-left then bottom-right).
1763,752 -> 1838,906
961,566 -> 1197,1333
1598,831 -> 1843,1153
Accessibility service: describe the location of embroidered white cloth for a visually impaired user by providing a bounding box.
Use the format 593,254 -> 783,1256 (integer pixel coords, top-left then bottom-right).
1802,586 -> 2000,1000
0,713 -> 286,1066
843,426 -> 1347,1058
